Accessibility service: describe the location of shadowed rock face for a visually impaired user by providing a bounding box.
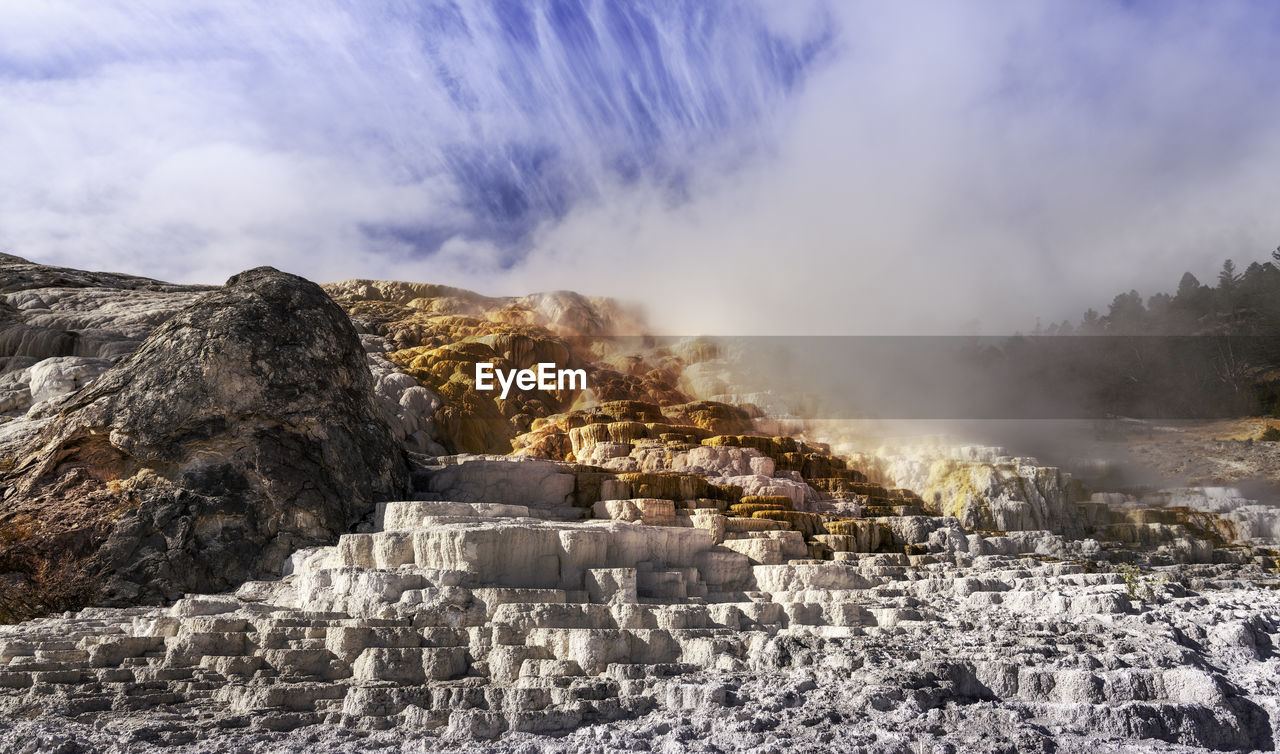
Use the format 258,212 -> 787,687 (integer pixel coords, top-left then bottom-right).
0,266 -> 410,606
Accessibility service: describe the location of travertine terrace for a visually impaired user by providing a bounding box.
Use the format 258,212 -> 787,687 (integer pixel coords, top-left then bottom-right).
1,449 -> 1279,751
1,257 -> 1278,752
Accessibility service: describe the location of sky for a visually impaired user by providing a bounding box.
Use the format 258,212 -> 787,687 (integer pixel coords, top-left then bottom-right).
2,0 -> 1280,334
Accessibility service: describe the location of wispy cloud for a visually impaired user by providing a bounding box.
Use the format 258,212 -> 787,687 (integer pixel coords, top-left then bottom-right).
0,1 -> 829,279
2,2 -> 1279,334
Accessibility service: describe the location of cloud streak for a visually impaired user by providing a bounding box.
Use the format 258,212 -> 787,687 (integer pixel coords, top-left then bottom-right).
2,1 -> 1279,334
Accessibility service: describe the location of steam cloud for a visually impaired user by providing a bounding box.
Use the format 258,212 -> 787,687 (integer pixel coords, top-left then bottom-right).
3,1 -> 1280,335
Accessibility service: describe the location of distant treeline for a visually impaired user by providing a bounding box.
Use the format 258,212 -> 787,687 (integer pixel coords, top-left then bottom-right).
1038,247 -> 1280,336
1024,247 -> 1280,419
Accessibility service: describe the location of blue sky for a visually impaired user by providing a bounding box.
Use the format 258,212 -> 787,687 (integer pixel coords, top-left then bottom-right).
2,1 -> 1279,333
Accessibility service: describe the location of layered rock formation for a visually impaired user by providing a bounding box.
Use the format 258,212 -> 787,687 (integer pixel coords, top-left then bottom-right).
0,253 -> 212,362
0,267 -> 409,614
322,280 -> 731,456
0,456 -> 1275,752
845,441 -> 1280,567
1,258 -> 1278,752
0,254 -> 212,452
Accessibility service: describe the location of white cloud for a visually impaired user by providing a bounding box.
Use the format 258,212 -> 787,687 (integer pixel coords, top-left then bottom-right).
1,1 -> 1278,335
495,2 -> 1280,333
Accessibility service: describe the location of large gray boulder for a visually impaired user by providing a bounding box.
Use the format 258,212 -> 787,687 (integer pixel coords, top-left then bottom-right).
0,266 -> 410,608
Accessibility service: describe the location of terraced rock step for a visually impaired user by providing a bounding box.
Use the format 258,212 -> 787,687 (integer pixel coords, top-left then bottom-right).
2,491 -> 1278,750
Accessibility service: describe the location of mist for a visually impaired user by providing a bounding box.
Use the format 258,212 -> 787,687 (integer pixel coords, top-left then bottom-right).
3,2 -> 1280,335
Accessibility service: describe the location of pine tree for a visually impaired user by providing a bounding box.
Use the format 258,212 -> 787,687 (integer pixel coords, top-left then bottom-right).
1219,259 -> 1240,290
1176,271 -> 1202,300
1080,308 -> 1101,333
1104,290 -> 1146,333
1217,259 -> 1244,326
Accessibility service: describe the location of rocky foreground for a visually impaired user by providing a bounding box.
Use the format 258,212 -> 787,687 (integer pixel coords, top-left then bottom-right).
1,255 -> 1279,752
0,463 -> 1277,753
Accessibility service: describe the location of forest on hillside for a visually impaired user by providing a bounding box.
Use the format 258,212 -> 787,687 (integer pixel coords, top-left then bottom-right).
1006,247 -> 1280,420
1038,247 -> 1280,336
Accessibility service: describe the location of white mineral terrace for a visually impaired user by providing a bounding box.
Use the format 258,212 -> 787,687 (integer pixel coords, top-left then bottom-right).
2,482 -> 1279,750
